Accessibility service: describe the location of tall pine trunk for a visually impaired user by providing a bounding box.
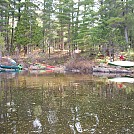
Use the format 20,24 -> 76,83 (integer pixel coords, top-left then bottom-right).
124,26 -> 129,44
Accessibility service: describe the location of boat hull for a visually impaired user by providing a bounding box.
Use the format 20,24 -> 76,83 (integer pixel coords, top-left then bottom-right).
108,61 -> 134,68
0,68 -> 19,72
0,65 -> 19,70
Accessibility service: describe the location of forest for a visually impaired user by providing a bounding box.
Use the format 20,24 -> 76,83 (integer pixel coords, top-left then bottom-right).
0,0 -> 134,59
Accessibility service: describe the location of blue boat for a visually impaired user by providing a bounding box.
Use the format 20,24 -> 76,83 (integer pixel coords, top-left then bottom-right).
0,57 -> 22,72
0,64 -> 19,70
0,64 -> 22,72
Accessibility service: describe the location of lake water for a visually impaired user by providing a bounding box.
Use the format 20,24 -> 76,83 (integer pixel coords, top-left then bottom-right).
0,71 -> 134,134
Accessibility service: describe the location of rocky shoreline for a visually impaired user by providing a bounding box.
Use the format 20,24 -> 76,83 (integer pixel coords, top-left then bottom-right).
11,53 -> 134,76
65,65 -> 134,75
64,59 -> 134,74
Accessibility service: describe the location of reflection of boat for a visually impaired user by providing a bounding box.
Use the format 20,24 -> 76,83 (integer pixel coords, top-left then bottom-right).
0,72 -> 17,79
108,61 -> 134,68
109,77 -> 134,93
109,77 -> 134,83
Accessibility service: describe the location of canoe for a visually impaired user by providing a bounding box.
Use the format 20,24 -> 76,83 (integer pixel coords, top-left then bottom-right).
29,63 -> 55,70
0,64 -> 22,72
109,77 -> 134,83
108,61 -> 134,68
29,64 -> 46,70
0,64 -> 19,70
0,68 -> 19,72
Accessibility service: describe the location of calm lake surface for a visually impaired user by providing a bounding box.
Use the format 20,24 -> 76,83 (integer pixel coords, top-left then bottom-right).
0,71 -> 134,134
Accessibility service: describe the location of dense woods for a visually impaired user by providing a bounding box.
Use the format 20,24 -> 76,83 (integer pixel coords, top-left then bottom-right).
0,0 -> 134,58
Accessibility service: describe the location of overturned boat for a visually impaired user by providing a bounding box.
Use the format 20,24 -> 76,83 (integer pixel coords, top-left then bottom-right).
108,61 -> 134,68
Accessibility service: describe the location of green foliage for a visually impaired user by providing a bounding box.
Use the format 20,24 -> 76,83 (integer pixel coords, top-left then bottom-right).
107,17 -> 124,27
0,0 -> 134,55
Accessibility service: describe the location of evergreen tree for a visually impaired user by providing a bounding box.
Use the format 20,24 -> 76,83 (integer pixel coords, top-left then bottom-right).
14,0 -> 41,54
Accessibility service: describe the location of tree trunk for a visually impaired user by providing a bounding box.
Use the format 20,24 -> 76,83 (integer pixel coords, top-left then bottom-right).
5,10 -> 10,55
124,26 -> 129,44
68,23 -> 71,55
11,8 -> 15,54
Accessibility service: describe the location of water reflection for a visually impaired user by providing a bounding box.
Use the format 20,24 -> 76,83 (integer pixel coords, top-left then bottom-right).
0,72 -> 17,80
69,106 -> 83,133
47,110 -> 58,124
69,106 -> 99,134
109,77 -> 134,83
0,72 -> 133,133
33,118 -> 42,133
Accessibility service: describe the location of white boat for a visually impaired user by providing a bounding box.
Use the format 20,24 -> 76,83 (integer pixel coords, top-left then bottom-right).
109,77 -> 134,83
108,61 -> 134,68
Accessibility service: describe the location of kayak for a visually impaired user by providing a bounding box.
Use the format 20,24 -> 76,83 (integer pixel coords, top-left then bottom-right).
0,68 -> 19,72
108,61 -> 134,68
29,63 -> 55,70
29,64 -> 46,70
0,64 -> 22,72
0,64 -> 19,70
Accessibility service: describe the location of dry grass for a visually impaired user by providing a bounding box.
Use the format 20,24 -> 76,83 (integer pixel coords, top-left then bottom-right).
65,58 -> 96,72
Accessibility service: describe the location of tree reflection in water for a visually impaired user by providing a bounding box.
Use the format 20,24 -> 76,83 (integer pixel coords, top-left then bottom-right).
69,106 -> 99,134
0,72 -> 133,133
33,117 -> 42,133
